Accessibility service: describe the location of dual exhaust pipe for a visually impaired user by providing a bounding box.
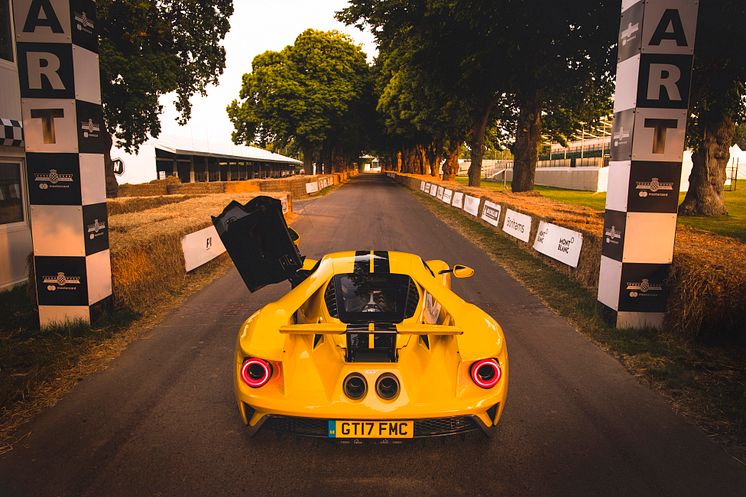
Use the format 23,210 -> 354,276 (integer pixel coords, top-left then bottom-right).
343,372 -> 400,400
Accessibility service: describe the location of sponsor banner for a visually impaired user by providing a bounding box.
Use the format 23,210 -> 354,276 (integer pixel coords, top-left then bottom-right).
533,221 -> 583,268
26,152 -> 81,205
480,200 -> 501,227
442,188 -> 453,204
35,255 -> 88,306
618,263 -> 669,312
502,208 -> 532,243
420,181 -> 426,191
181,225 -> 226,272
451,191 -> 464,209
617,1 -> 643,62
627,161 -> 681,212
423,182 -> 430,192
305,181 -> 319,194
436,186 -> 444,200
280,195 -> 289,214
429,183 -> 438,196
602,209 -> 626,261
463,195 -> 480,216
71,0 -> 99,52
82,202 -> 108,255
76,100 -> 106,153
610,109 -> 634,161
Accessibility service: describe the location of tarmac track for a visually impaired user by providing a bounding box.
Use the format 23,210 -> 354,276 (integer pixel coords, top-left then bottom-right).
1,174 -> 745,497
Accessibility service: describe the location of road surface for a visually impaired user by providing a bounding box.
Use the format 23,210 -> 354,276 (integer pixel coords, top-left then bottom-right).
2,174 -> 745,497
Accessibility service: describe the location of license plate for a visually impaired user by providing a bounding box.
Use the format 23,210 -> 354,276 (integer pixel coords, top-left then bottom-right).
328,420 -> 414,439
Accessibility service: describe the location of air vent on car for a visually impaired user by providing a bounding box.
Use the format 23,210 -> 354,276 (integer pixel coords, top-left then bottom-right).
404,279 -> 419,318
324,281 -> 338,318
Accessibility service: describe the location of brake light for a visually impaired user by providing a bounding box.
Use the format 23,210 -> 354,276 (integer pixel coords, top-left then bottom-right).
241,357 -> 272,388
470,359 -> 501,389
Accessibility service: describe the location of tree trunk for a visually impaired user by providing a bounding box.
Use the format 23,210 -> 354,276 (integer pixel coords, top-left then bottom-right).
396,150 -> 402,172
443,142 -> 461,180
512,93 -> 542,192
302,146 -> 314,174
468,104 -> 494,187
104,133 -> 119,198
679,115 -> 734,216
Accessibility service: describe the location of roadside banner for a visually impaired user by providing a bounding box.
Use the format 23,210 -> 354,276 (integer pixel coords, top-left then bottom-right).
534,221 -> 583,268
420,181 -> 426,191
481,200 -> 501,227
436,186 -> 444,200
182,226 -> 226,272
442,189 -> 453,204
463,195 -> 480,216
502,208 -> 532,242
429,184 -> 438,197
451,191 -> 464,209
305,181 -> 319,194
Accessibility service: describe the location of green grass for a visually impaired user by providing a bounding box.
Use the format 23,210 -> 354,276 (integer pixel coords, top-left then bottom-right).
455,176 -> 746,242
413,188 -> 746,461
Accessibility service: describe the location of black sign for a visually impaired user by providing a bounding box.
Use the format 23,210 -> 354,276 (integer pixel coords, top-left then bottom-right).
601,209 -> 626,262
626,161 -> 681,213
26,152 -> 81,205
71,0 -> 98,53
16,42 -> 75,99
636,53 -> 693,109
618,1 -> 643,62
610,109 -> 635,161
83,202 -> 109,255
35,256 -> 88,306
76,100 -> 106,153
618,263 -> 669,313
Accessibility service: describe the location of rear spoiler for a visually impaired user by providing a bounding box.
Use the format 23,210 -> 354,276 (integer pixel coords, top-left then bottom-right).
278,323 -> 463,336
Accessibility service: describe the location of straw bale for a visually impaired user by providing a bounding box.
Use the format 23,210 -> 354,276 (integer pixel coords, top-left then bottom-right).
107,195 -> 201,215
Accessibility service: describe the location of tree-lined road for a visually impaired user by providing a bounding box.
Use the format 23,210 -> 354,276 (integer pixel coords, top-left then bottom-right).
2,175 -> 745,497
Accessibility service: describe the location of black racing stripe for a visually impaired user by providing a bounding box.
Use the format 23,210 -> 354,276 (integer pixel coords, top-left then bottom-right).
373,250 -> 390,273
354,250 -> 370,274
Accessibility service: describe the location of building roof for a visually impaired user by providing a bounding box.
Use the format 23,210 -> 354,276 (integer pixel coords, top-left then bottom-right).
154,140 -> 302,165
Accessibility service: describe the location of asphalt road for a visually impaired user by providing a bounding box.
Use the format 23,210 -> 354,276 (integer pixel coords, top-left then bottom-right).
2,174 -> 745,497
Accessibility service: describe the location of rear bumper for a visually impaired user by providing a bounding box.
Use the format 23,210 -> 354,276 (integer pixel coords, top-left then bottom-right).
241,403 -> 497,439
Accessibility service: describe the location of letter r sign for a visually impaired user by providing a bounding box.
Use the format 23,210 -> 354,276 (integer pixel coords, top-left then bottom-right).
636,54 -> 692,109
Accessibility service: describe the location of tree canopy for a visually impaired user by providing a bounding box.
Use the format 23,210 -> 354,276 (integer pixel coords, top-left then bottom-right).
227,29 -> 373,173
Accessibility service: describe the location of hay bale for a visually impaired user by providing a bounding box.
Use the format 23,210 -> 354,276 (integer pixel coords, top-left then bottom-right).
107,195 -> 201,215
109,192 -> 290,313
118,177 -> 180,197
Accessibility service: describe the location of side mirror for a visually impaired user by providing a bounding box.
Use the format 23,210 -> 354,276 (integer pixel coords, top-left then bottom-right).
288,228 -> 300,246
452,265 -> 474,279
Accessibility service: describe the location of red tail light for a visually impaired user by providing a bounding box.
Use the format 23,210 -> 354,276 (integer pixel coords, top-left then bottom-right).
470,359 -> 501,389
241,357 -> 272,388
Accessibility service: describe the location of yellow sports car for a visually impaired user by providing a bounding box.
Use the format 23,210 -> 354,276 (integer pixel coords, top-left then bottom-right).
213,196 -> 508,440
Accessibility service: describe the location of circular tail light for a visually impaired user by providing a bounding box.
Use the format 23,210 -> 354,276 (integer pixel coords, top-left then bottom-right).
343,373 -> 368,400
375,373 -> 400,400
241,357 -> 272,388
470,359 -> 501,389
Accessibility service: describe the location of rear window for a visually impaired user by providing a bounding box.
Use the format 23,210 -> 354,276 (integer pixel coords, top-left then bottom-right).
332,273 -> 418,324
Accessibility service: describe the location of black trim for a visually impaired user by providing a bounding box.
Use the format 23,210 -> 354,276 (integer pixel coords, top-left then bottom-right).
354,250 -> 370,274
373,251 -> 390,273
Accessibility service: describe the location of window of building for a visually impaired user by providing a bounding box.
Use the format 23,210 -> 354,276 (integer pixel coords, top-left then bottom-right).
0,0 -> 13,62
0,162 -> 24,225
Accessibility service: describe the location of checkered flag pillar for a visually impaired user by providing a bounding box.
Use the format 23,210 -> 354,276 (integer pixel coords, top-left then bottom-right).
13,0 -> 112,327
598,0 -> 698,329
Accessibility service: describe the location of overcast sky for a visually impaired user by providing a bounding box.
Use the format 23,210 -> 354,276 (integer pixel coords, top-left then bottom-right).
116,1 -> 375,184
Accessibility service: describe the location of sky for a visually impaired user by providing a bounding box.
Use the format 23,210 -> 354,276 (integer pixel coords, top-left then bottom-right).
115,0 -> 377,184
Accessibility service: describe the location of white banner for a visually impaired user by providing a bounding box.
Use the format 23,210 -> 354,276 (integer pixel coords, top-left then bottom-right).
481,200 -> 501,226
420,180 -> 426,191
436,186 -> 444,200
442,188 -> 453,204
463,195 -> 480,216
281,194 -> 289,214
182,225 -> 226,272
305,181 -> 319,194
502,208 -> 532,242
429,184 -> 438,196
451,191 -> 464,209
533,221 -> 583,268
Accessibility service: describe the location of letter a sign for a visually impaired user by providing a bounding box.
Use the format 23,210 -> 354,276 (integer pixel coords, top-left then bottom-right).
13,0 -> 112,328
599,0 -> 698,330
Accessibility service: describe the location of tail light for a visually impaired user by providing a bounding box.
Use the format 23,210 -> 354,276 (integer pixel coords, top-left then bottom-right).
375,373 -> 400,400
470,359 -> 501,389
343,373 -> 368,400
241,357 -> 272,388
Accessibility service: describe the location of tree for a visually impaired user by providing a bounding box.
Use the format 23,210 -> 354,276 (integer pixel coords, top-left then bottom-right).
98,0 -> 234,196
679,1 -> 746,216
227,29 -> 372,174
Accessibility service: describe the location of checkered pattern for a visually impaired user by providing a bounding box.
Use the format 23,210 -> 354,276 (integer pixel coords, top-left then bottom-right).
1,118 -> 23,147
597,0 -> 697,329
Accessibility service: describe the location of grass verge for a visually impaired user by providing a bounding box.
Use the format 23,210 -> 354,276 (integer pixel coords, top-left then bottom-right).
413,188 -> 746,463
455,176 -> 746,242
